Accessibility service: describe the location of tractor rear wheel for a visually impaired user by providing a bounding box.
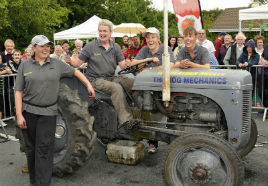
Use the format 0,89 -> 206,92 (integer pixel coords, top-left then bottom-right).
52,83 -> 96,177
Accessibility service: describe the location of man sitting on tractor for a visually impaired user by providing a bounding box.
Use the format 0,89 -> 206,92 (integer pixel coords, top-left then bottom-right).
174,26 -> 210,69
130,27 -> 175,153
65,19 -> 136,129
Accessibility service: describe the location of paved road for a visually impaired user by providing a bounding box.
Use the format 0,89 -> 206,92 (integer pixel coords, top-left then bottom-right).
0,113 -> 267,186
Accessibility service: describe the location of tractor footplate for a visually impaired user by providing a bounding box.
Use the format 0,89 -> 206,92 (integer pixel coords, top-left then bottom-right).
118,120 -> 139,130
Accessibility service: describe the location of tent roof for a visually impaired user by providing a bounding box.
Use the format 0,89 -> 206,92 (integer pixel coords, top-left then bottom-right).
54,15 -> 102,40
54,15 -> 137,40
239,4 -> 268,21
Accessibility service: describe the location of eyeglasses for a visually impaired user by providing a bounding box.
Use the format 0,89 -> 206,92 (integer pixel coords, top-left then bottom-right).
199,33 -> 205,35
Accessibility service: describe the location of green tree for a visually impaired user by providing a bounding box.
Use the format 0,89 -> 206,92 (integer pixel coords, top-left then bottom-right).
57,0 -> 105,29
0,0 -> 69,51
101,0 -> 156,25
258,0 -> 268,4
201,9 -> 223,41
0,0 -> 9,30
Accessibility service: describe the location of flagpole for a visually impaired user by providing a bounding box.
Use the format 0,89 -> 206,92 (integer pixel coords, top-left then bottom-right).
164,0 -> 168,55
162,0 -> 170,107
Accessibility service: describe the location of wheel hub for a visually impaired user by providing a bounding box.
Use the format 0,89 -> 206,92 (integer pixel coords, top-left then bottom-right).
55,124 -> 66,138
189,163 -> 211,184
176,149 -> 227,186
53,111 -> 68,164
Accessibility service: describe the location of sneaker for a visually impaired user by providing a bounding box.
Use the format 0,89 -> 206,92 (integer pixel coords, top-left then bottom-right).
0,120 -> 7,127
148,144 -> 157,154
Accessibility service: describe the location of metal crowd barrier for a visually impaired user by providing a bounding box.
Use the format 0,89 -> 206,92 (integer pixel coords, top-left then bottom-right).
0,65 -> 267,121
211,64 -> 267,121
0,74 -> 16,140
0,74 -> 16,121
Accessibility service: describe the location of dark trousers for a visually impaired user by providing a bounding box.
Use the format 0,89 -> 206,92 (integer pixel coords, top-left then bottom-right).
22,111 -> 56,186
257,74 -> 268,107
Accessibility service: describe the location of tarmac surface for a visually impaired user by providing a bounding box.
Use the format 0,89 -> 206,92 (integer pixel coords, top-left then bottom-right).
0,113 -> 267,186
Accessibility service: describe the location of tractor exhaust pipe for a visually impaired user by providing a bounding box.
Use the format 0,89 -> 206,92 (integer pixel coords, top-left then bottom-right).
162,0 -> 171,107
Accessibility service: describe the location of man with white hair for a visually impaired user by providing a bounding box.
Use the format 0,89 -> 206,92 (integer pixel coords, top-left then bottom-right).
197,29 -> 216,55
50,45 -> 65,62
223,32 -> 246,66
75,39 -> 83,52
65,19 -> 135,129
1,39 -> 15,64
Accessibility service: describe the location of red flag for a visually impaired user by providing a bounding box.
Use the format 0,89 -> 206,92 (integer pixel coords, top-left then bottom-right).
172,0 -> 203,35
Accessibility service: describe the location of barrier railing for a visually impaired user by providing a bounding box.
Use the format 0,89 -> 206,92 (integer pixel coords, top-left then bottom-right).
0,65 -> 267,121
0,74 -> 16,122
211,65 -> 267,121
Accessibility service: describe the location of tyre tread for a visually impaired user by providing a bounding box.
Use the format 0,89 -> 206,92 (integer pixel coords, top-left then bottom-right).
53,83 -> 96,177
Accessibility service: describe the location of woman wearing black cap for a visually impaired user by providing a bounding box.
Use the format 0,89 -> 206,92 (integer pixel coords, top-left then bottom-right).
15,35 -> 95,186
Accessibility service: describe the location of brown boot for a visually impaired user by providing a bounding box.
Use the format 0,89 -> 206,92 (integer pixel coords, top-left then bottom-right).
21,165 -> 29,173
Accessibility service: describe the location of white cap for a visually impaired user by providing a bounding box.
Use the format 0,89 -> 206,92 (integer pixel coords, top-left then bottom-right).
31,35 -> 53,46
143,27 -> 160,37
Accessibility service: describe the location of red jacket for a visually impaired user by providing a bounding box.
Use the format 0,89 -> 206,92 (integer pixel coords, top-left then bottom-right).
126,37 -> 147,58
214,38 -> 223,58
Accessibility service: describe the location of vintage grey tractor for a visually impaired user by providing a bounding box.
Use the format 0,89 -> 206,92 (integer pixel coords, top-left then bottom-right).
48,62 -> 257,186
17,63 -> 257,186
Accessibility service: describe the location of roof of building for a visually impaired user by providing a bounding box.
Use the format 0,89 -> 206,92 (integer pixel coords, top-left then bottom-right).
209,7 -> 268,32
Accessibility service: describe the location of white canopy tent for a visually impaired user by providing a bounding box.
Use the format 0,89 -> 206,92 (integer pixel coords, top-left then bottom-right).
54,15 -> 102,41
239,4 -> 268,32
54,15 -> 136,42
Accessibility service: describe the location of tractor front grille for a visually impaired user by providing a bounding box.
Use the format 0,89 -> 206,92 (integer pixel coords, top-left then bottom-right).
242,90 -> 251,133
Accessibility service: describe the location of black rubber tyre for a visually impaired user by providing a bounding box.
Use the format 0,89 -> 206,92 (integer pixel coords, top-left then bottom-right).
238,119 -> 258,157
52,83 -> 96,177
163,133 -> 244,186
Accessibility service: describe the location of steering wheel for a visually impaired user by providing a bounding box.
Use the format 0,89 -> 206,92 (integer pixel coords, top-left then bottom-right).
118,60 -> 152,75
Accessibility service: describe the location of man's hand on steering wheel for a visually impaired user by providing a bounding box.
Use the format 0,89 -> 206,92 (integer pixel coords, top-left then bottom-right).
125,58 -> 132,68
152,57 -> 160,65
118,59 -> 152,75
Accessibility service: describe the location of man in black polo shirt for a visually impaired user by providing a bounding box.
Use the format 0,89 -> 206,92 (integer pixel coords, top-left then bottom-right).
65,19 -> 134,129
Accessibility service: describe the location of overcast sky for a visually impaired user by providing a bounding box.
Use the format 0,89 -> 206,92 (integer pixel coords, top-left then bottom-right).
151,0 -> 253,11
